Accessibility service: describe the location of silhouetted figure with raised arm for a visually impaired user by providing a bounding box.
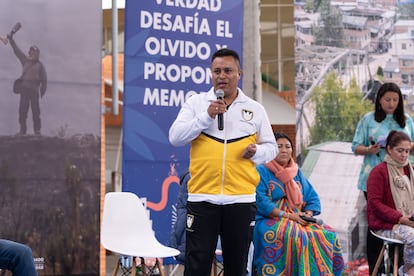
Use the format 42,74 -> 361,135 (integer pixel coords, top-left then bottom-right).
7,23 -> 47,136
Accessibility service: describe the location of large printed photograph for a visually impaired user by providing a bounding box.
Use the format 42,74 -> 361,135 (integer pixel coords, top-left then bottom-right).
294,0 -> 414,270
0,0 -> 102,274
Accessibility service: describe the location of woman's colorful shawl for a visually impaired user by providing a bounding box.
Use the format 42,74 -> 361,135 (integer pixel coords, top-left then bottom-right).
253,165 -> 344,275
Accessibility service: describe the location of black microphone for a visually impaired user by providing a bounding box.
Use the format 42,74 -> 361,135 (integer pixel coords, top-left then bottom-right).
299,215 -> 323,225
215,89 -> 224,131
369,136 -> 380,157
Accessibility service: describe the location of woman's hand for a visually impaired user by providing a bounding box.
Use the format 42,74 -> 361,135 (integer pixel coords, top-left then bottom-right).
288,212 -> 310,226
357,144 -> 379,155
399,216 -> 414,228
303,210 -> 313,216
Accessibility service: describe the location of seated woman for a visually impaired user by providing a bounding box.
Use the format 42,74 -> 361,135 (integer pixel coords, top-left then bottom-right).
367,130 -> 414,276
253,132 -> 344,276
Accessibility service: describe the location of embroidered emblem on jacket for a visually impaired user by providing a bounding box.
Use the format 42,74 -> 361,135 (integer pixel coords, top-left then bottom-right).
242,109 -> 253,121
186,214 -> 194,228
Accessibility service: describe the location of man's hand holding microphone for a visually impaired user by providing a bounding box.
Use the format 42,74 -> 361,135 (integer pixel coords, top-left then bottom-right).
208,89 -> 226,124
208,89 -> 257,160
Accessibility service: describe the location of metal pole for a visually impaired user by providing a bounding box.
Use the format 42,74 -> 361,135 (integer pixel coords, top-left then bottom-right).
111,0 -> 119,115
242,0 -> 261,103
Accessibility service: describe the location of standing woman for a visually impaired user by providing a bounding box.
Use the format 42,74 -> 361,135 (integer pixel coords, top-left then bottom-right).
352,82 -> 414,272
367,130 -> 414,276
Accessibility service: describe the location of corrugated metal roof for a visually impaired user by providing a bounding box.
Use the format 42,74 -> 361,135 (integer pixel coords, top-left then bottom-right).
343,15 -> 367,27
302,141 -> 364,230
301,141 -> 366,262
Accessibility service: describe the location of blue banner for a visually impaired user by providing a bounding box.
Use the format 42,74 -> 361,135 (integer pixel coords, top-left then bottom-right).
123,0 -> 244,255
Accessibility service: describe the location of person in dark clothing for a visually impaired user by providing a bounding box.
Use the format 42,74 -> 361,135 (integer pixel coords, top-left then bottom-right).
7,28 -> 47,135
169,171 -> 190,263
0,239 -> 38,276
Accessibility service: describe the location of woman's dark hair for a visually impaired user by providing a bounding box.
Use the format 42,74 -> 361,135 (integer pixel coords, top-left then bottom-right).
274,132 -> 293,148
374,82 -> 406,128
385,130 -> 411,150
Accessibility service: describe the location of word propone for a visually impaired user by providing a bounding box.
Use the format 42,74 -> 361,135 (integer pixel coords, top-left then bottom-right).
144,62 -> 212,84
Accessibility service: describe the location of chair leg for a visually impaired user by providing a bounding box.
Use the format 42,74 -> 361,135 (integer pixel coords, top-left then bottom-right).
140,257 -> 147,276
131,257 -> 136,276
156,258 -> 166,276
211,257 -> 217,276
211,261 -> 217,276
372,244 -> 386,276
112,258 -> 120,276
393,246 -> 399,276
168,264 -> 180,275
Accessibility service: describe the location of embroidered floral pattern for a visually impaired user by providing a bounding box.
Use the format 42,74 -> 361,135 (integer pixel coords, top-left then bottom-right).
394,175 -> 407,190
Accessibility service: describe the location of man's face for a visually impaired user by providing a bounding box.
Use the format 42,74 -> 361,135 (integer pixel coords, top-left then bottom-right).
211,56 -> 241,97
28,46 -> 39,60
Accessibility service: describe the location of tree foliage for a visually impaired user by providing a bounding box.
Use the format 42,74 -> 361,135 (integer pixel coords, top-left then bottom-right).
309,72 -> 373,145
376,66 -> 384,77
398,3 -> 414,19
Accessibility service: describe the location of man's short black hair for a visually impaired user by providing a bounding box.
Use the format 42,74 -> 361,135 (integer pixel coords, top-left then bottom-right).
211,48 -> 240,64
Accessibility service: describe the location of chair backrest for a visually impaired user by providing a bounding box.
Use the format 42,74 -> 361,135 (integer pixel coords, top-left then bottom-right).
101,192 -> 180,258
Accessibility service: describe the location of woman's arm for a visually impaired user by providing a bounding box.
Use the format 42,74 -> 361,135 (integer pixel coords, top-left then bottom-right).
367,165 -> 402,224
297,170 -> 321,216
256,165 -> 279,218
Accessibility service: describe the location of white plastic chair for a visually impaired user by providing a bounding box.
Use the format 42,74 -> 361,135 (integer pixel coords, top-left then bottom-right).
101,192 -> 180,276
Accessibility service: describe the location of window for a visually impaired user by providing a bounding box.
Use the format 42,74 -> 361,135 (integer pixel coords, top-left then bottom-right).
261,0 -> 295,91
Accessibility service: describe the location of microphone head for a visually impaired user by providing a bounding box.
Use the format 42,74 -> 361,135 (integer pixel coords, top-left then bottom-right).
315,218 -> 324,225
215,89 -> 224,99
369,136 -> 376,145
299,215 -> 324,225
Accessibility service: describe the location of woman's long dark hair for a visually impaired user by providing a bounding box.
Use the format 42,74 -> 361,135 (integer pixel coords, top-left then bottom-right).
374,82 -> 406,128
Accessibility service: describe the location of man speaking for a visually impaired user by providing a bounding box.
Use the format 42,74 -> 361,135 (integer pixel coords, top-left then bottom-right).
169,48 -> 276,276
